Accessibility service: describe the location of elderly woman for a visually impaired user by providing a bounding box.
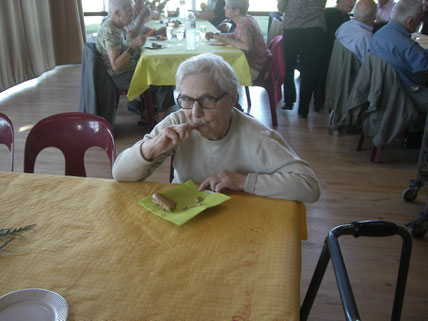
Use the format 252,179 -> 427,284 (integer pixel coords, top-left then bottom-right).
96,0 -> 173,120
113,53 -> 320,202
206,0 -> 269,80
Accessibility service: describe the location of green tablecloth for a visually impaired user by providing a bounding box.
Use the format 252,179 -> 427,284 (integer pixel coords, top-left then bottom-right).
127,20 -> 252,101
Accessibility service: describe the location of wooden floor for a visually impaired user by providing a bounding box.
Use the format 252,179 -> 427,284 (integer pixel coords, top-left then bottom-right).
1,65 -> 427,321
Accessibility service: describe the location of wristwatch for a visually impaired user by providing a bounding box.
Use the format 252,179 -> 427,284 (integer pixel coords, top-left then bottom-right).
126,46 -> 135,56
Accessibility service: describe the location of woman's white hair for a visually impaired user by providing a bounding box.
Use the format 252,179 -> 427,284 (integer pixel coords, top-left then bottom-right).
109,0 -> 131,14
175,53 -> 239,97
226,0 -> 250,15
390,0 -> 422,25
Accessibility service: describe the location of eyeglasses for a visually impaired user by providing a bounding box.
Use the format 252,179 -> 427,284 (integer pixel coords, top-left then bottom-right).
177,92 -> 228,109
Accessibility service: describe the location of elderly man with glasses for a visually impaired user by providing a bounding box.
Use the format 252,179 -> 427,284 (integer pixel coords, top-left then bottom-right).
113,53 -> 320,203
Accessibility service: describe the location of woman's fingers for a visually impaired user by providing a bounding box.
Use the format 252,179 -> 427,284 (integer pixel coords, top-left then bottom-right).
198,170 -> 247,192
163,123 -> 197,146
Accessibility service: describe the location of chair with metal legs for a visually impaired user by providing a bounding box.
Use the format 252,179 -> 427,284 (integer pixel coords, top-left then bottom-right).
300,220 -> 412,321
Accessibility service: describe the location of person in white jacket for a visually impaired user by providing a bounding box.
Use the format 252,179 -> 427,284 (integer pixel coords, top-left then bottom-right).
112,53 -> 321,203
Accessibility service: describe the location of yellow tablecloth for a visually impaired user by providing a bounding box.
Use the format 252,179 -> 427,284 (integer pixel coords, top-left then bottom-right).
127,21 -> 252,101
0,172 -> 306,321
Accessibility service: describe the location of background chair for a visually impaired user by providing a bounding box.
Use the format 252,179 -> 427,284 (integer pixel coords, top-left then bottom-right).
324,41 -> 361,132
24,112 -> 115,177
347,54 -> 420,163
270,35 -> 285,109
267,17 -> 282,47
245,54 -> 278,127
300,220 -> 412,321
0,112 -> 14,171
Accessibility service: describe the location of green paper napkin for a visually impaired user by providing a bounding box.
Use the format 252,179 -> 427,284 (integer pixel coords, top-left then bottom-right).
139,180 -> 231,225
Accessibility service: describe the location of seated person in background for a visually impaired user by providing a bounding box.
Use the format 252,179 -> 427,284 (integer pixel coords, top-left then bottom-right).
112,53 -> 321,203
368,0 -> 428,112
373,0 -> 395,31
335,0 -> 377,62
376,0 -> 395,22
96,0 -> 174,121
314,0 -> 356,111
421,0 -> 428,35
125,0 -> 166,39
195,0 -> 228,28
206,0 -> 270,81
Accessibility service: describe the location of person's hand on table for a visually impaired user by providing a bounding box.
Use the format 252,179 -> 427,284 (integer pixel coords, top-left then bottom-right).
205,32 -> 216,40
199,170 -> 247,193
154,26 -> 166,36
140,124 -> 198,161
213,33 -> 228,44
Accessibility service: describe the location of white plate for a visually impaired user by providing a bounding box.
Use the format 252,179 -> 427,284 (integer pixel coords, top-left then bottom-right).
0,289 -> 68,321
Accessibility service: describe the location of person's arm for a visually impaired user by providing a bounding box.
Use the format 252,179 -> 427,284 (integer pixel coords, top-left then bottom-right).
127,6 -> 151,41
113,115 -> 196,181
200,130 -> 320,202
244,135 -> 320,202
214,31 -> 250,51
107,35 -> 146,72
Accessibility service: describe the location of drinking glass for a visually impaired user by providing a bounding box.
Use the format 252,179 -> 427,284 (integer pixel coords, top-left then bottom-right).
176,27 -> 185,41
166,26 -> 173,41
199,25 -> 206,42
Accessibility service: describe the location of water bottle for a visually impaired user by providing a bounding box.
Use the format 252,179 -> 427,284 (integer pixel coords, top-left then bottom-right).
179,0 -> 186,18
185,11 -> 197,50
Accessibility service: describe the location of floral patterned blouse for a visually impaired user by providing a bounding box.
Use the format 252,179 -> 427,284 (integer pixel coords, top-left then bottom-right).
95,19 -> 140,77
234,15 -> 270,72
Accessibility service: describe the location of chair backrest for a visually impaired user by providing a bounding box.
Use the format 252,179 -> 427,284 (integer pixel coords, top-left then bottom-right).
0,112 -> 14,171
301,220 -> 412,321
267,17 -> 282,46
348,54 -> 419,149
24,112 -> 116,177
79,42 -> 119,127
325,40 -> 361,130
269,35 -> 285,105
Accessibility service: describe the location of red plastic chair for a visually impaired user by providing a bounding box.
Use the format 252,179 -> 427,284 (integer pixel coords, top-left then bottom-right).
24,112 -> 116,177
245,53 -> 278,127
270,35 -> 285,106
0,113 -> 14,171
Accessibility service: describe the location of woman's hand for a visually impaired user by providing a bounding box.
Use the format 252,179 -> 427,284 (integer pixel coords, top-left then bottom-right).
213,33 -> 229,44
205,31 -> 215,40
199,170 -> 247,193
130,34 -> 147,49
140,124 -> 197,160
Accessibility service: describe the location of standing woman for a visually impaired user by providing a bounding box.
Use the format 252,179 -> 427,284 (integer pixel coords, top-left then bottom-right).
278,0 -> 327,118
206,0 -> 270,81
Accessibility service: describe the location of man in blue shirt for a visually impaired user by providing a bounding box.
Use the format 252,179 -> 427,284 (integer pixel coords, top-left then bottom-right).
335,0 -> 376,62
368,0 -> 428,111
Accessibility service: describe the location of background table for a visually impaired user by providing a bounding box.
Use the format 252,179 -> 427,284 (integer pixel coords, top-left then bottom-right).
127,21 -> 252,101
0,172 -> 306,321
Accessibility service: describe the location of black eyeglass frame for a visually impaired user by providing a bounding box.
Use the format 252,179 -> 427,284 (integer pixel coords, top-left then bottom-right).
177,92 -> 228,110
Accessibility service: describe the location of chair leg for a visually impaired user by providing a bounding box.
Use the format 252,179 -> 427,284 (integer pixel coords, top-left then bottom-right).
245,86 -> 252,114
370,145 -> 382,163
300,241 -> 331,321
142,92 -> 156,131
265,84 -> 278,127
356,132 -> 365,151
